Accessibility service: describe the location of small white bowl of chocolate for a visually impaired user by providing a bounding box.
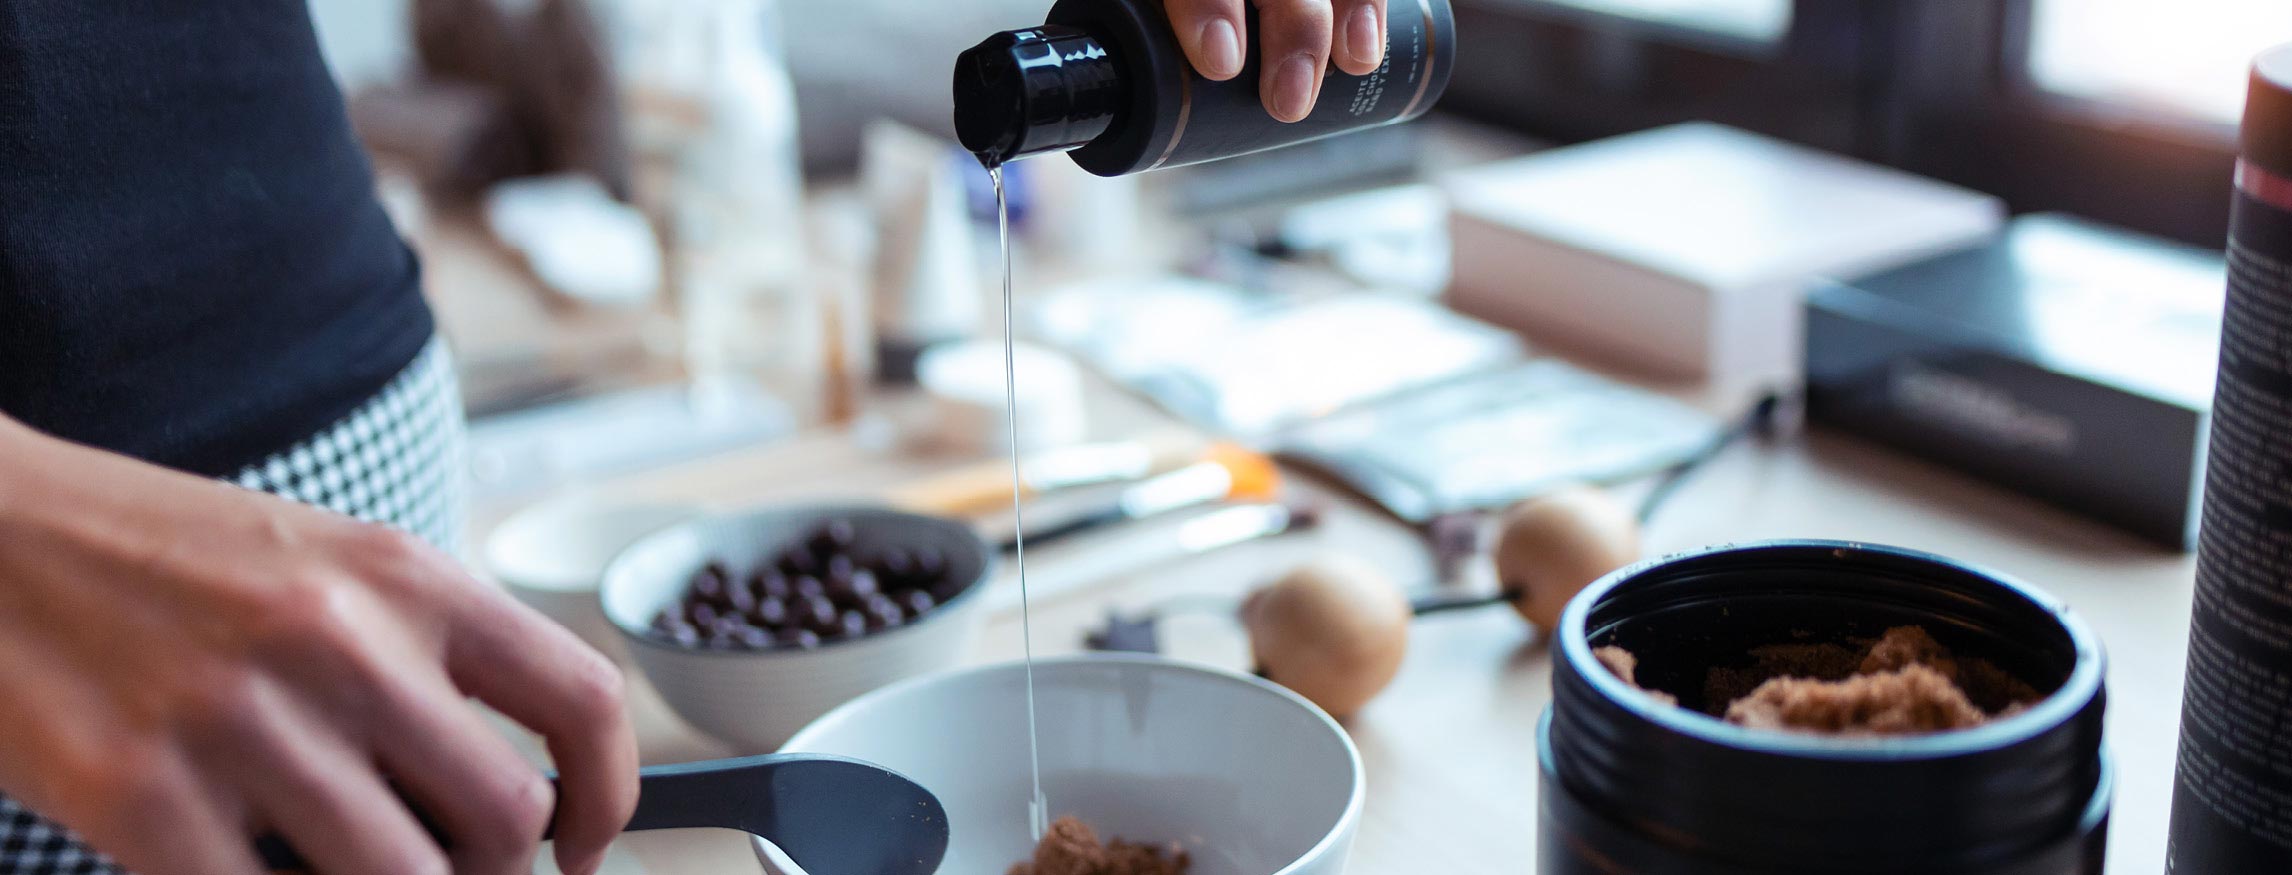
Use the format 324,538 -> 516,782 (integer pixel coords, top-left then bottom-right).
600,505 -> 996,752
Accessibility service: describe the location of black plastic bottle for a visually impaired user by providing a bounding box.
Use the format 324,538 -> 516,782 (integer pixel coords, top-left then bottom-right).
952,0 -> 1454,174
2166,42 -> 2292,873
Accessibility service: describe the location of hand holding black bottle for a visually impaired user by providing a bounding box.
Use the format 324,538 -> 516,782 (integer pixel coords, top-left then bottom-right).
953,0 -> 1454,174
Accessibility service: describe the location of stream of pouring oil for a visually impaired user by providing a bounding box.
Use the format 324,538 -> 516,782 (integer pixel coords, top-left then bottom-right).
990,166 -> 1051,841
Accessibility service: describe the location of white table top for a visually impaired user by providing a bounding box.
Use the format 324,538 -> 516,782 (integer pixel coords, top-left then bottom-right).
505,402 -> 2194,875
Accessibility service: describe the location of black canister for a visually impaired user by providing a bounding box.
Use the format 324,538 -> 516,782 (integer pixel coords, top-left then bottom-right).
952,0 -> 1454,174
2166,42 -> 2292,872
1540,541 -> 2111,874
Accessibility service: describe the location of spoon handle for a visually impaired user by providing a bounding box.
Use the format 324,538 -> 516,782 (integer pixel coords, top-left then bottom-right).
252,754 -> 946,874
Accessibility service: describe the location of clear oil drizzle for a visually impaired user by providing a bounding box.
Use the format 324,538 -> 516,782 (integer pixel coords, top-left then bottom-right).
990,165 -> 1050,841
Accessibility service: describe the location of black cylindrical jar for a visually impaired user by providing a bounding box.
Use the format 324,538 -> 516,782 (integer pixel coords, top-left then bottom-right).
2165,42 -> 2292,872
953,0 -> 1455,174
1541,541 -> 2111,874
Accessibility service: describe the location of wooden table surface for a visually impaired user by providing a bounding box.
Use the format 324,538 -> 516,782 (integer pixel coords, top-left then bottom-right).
490,378 -> 2198,875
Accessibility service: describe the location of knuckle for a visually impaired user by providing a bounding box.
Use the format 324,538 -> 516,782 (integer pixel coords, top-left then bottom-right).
354,526 -> 439,584
99,757 -> 181,829
562,649 -> 628,721
179,667 -> 265,736
1274,0 -> 1335,29
468,770 -> 554,856
394,844 -> 453,875
251,576 -> 363,656
506,772 -> 557,836
66,743 -> 160,809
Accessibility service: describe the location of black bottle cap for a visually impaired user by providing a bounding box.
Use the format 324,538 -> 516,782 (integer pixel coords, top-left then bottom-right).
2246,43 -> 2292,178
953,26 -> 1127,167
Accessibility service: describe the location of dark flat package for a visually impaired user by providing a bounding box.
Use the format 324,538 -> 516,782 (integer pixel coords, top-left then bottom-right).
1804,213 -> 2223,549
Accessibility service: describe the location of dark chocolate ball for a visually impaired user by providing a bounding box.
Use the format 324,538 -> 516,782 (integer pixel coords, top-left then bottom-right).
824,553 -> 856,584
912,547 -> 946,579
686,601 -> 720,628
847,569 -> 881,600
752,597 -> 788,628
776,628 -> 822,650
780,549 -> 819,575
901,589 -> 937,617
824,519 -> 857,549
878,547 -> 914,579
690,566 -> 727,603
800,595 -> 839,631
864,594 -> 905,629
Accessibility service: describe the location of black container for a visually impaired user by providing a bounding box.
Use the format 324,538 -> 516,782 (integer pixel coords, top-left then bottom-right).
952,0 -> 1454,175
2166,42 -> 2292,871
1541,541 -> 2111,874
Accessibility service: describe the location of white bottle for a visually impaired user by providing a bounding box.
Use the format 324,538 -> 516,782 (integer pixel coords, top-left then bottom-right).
665,0 -> 814,417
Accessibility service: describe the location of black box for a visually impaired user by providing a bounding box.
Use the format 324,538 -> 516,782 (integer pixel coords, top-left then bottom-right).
1804,214 -> 2223,549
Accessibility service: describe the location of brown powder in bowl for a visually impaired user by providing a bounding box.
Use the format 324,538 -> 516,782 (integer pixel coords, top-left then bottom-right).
1857,625 -> 1958,676
1725,663 -> 1988,734
1598,626 -> 2041,736
1593,645 -> 1677,707
1009,816 -> 1191,875
1703,642 -> 1864,709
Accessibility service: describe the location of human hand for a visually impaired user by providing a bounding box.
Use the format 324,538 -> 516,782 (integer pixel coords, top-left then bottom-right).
1162,0 -> 1389,122
0,419 -> 638,875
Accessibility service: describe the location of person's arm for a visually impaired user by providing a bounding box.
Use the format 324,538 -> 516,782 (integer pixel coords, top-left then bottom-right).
1162,0 -> 1389,122
0,414 -> 637,875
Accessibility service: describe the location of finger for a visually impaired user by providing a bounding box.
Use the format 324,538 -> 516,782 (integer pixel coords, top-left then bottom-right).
371,666 -> 556,875
1165,0 -> 1247,80
1332,0 -> 1388,76
232,701 -> 452,875
444,590 -> 638,875
1258,0 -> 1335,122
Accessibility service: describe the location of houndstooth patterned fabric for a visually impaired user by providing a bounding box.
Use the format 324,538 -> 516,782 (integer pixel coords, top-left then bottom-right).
0,337 -> 465,875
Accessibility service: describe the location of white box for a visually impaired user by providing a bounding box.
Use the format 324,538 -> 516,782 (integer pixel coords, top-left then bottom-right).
1444,123 -> 2004,386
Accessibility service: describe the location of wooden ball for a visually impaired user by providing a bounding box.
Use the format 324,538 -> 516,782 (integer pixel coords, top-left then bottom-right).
1244,555 -> 1411,718
1496,485 -> 1641,632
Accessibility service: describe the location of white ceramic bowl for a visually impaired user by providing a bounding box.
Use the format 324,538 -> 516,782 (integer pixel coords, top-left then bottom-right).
767,655 -> 1363,875
484,495 -> 697,660
601,505 -> 994,753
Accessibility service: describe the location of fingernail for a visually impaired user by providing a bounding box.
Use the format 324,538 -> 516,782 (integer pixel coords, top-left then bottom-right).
1199,18 -> 1242,77
1273,55 -> 1318,121
1347,5 -> 1383,67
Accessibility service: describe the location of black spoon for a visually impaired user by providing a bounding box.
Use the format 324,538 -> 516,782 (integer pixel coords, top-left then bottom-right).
254,754 -> 948,875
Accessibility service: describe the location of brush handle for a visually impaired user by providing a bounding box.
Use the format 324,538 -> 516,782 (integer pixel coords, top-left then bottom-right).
892,462 -> 1041,517
1000,505 -> 1127,552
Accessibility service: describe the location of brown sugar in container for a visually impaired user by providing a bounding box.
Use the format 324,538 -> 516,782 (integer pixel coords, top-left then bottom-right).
1540,541 -> 2110,874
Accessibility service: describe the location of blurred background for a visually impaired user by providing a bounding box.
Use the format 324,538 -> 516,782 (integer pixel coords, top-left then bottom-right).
299,0 -> 2278,482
